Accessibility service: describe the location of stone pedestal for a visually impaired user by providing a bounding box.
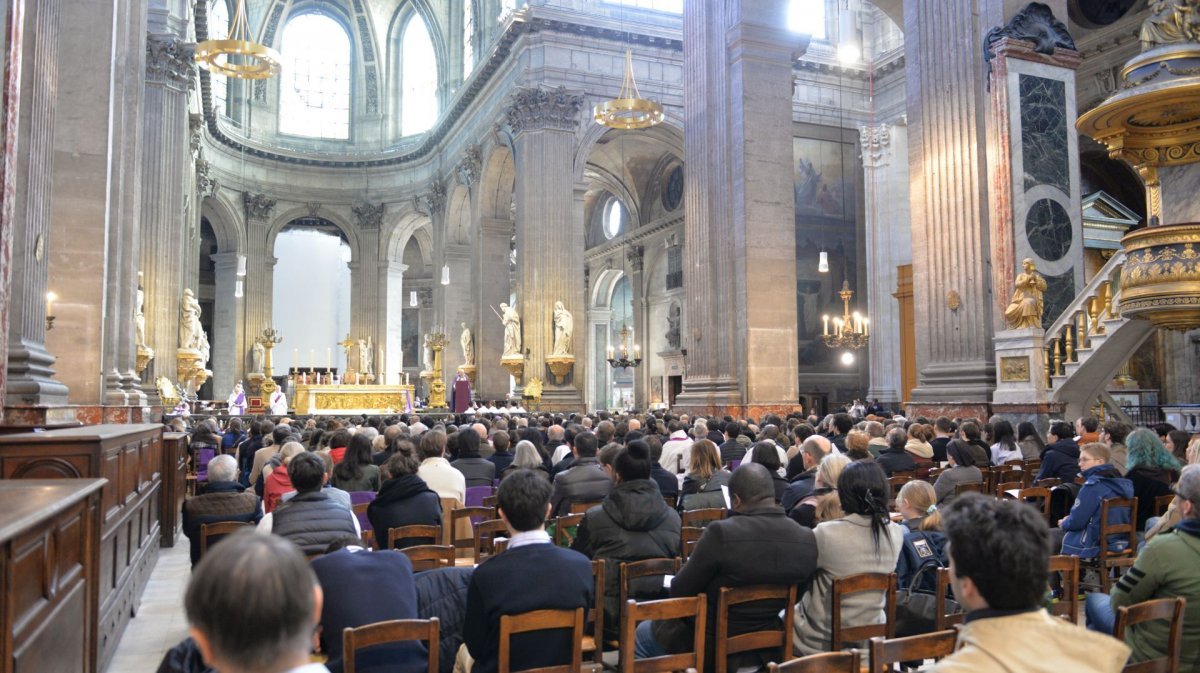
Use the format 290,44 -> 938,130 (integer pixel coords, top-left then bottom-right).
992,328 -> 1062,430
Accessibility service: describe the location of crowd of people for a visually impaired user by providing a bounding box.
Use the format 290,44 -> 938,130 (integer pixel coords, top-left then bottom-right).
167,407 -> 1200,673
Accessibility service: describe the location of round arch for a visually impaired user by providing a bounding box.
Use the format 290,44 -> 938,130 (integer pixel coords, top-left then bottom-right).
384,209 -> 434,268
572,115 -> 684,184
200,192 -> 245,253
266,205 -> 361,262
446,183 -> 472,245
478,144 -> 515,221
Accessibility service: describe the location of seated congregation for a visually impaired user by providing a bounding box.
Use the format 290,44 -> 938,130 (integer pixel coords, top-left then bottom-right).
167,410 -> 1200,673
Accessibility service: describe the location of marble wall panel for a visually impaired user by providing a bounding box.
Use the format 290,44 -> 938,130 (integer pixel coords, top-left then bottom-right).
1019,74 -> 1069,194
1042,270 -> 1076,330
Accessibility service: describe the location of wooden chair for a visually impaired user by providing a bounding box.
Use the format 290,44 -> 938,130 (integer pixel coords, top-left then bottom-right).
681,507 -> 727,529
619,597 -> 706,673
401,545 -> 455,572
473,519 -> 509,563
386,524 -> 441,551
570,500 -> 604,515
830,573 -> 896,651
954,481 -> 985,497
451,506 -> 495,553
1114,597 -> 1186,673
767,651 -> 860,673
438,497 -> 459,546
619,558 -> 682,616
866,630 -> 957,673
681,527 -> 704,562
714,584 -> 798,673
482,494 -> 499,508
994,481 -> 1024,498
199,521 -> 253,557
352,502 -> 374,548
887,475 -> 911,508
343,618 -> 439,673
934,568 -> 964,631
990,467 -> 1021,492
1154,494 -> 1175,518
1004,486 -> 1052,525
1035,477 -> 1062,489
1081,497 -> 1138,593
663,494 -> 678,509
553,513 -> 584,547
582,560 -> 606,664
498,608 -> 584,673
1047,555 -> 1080,624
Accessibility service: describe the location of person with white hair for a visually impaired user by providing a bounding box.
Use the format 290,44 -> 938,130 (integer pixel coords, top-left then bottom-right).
181,454 -> 262,568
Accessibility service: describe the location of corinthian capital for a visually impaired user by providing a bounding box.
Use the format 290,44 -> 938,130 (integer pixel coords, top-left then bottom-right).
243,193 -> 276,221
859,123 -> 893,168
353,203 -> 385,229
146,34 -> 195,90
503,86 -> 585,136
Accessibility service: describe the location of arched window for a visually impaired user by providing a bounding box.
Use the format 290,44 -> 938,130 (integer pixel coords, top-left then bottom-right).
789,0 -> 827,39
463,0 -> 476,80
208,0 -> 230,115
603,198 -> 624,239
279,13 -> 352,140
401,14 -> 438,136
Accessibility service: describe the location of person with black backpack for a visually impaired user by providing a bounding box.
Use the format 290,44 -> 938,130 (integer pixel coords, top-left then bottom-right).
895,480 -> 948,593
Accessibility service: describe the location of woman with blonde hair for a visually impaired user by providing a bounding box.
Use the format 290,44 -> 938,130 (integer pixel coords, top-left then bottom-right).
904,424 -> 935,467
790,453 -> 851,528
680,439 -> 730,509
894,479 -> 948,595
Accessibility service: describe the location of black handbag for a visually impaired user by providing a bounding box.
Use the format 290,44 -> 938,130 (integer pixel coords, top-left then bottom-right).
895,563 -> 961,637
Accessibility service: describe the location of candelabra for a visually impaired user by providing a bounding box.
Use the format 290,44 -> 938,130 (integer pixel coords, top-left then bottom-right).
821,281 -> 870,351
606,324 -> 642,369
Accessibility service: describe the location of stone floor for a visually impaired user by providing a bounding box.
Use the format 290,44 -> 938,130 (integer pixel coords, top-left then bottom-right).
107,541 -> 192,672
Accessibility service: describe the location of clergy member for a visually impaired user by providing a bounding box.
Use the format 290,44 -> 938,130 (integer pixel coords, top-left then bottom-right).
226,383 -> 247,416
269,388 -> 288,415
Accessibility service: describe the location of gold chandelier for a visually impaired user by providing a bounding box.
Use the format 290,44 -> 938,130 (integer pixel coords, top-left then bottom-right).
195,0 -> 282,80
821,281 -> 869,351
594,49 -> 664,130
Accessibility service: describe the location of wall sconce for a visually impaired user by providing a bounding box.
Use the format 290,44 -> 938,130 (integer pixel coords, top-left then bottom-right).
45,291 -> 57,331
236,254 -> 247,277
410,290 -> 418,307
234,280 -> 244,298
441,264 -> 450,285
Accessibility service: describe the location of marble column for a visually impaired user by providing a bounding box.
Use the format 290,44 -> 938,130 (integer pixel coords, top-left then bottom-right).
422,183 -> 448,336
505,86 -> 586,409
349,206 -> 384,376
139,29 -> 194,402
385,262 -> 407,380
860,121 -> 911,406
0,0 -> 18,407
677,0 -> 803,414
210,252 -> 243,395
5,0 -> 69,407
443,242 -> 473,381
902,0 -> 997,417
628,244 -> 647,410
243,194 -> 275,381
475,216 -> 513,399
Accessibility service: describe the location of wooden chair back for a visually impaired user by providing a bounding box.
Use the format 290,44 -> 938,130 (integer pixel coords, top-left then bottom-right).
386,524 -> 441,551
1114,597 -> 1186,673
584,560 -> 606,664
1154,494 -> 1175,518
619,558 -> 682,613
401,545 -> 455,572
1011,486 -> 1053,524
663,494 -> 678,509
767,651 -> 860,673
553,513 -> 584,547
619,597 -> 706,673
482,494 -> 499,508
830,572 -> 896,650
714,584 -> 798,673
1035,477 -> 1061,489
343,618 -> 439,673
681,527 -> 703,561
570,500 -> 604,514
200,521 -> 253,557
438,497 -> 458,546
681,507 -> 727,528
473,519 -> 509,563
887,475 -> 911,507
991,467 -> 1021,492
1046,555 -> 1080,623
451,506 -> 495,551
866,630 -> 957,673
994,481 -> 1024,498
954,481 -> 985,497
1094,497 -> 1139,592
498,608 -> 584,673
934,568 -> 964,631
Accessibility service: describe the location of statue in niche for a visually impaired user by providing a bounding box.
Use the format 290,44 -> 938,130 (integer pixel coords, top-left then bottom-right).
251,341 -> 265,375
1004,258 -> 1048,330
180,289 -> 210,361
552,301 -> 573,356
1140,0 -> 1200,50
423,334 -> 435,372
666,302 -> 681,351
134,285 -> 147,349
460,323 -> 475,366
498,303 -> 522,357
359,337 -> 374,376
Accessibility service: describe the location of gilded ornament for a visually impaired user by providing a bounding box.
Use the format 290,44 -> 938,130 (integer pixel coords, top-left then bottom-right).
1000,356 -> 1032,382
946,291 -> 962,312
1004,259 -> 1048,329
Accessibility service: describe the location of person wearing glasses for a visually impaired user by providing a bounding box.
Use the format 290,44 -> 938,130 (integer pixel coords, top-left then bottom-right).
1051,443 -> 1133,559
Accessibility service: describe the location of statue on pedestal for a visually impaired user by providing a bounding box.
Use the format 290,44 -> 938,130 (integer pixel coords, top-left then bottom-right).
1140,0 -> 1200,51
135,285 -> 153,374
1004,258 -> 1047,330
251,340 -> 265,375
666,302 -> 681,351
552,301 -> 573,356
460,323 -> 475,366
496,303 -> 522,357
359,337 -> 374,377
179,288 -> 210,362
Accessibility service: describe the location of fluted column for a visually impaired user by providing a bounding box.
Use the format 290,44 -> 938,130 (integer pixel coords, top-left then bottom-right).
861,122 -> 911,406
385,262 -> 408,380
210,252 -> 242,395
903,0 -> 997,415
505,86 -> 586,409
139,31 -> 194,402
678,0 -> 803,413
628,245 -> 647,410
243,194 -> 275,381
475,216 -> 513,399
5,0 -> 68,406
349,205 -> 384,373
443,242 -> 472,381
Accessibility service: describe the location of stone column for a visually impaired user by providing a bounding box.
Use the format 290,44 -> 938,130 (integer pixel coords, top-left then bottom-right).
860,121 -> 911,406
505,86 -> 586,409
385,261 -> 407,379
422,183 -> 449,338
139,30 -> 194,402
475,216 -> 513,399
443,242 -> 473,381
5,0 -> 69,407
349,203 -> 384,376
677,0 -> 803,415
902,0 -> 998,418
628,244 -> 647,410
243,194 -> 275,381
210,252 -> 243,395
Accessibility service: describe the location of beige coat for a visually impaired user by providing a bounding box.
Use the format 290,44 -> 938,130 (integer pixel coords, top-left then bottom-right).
933,609 -> 1129,673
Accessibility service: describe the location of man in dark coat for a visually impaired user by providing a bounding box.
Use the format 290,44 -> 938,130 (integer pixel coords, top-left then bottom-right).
637,464 -> 818,672
1037,421 -> 1082,484
181,454 -> 262,568
550,431 -> 612,516
876,427 -> 918,476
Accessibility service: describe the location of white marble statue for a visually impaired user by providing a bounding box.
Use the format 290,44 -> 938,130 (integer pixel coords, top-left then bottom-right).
180,289 -> 210,362
552,301 -> 573,356
359,337 -> 374,376
460,323 -> 475,366
135,286 -> 147,349
423,334 -> 435,372
499,303 -> 522,357
251,341 -> 265,375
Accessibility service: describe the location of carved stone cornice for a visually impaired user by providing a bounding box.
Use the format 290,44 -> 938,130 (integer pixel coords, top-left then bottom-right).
196,159 -> 219,198
352,203 -> 385,229
146,34 -> 195,90
859,123 -> 893,167
503,86 -> 584,136
243,193 -> 276,221
457,145 -> 482,186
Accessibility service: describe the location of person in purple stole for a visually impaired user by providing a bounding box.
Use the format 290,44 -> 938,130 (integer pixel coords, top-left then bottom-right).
452,370 -> 473,413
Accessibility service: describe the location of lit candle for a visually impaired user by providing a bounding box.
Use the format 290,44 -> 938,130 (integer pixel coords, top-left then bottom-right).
46,291 -> 57,315
634,344 -> 641,358
607,345 -> 614,359
822,315 -> 829,336
863,318 -> 869,337
293,348 -> 298,368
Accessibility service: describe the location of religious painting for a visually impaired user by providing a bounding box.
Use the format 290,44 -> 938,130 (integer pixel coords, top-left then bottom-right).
401,308 -> 419,368
793,135 -> 861,370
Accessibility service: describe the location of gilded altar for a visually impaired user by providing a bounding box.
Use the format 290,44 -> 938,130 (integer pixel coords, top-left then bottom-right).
293,384 -> 417,415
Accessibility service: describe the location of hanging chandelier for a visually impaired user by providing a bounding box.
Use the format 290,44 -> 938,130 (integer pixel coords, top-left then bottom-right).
594,50 -> 664,130
821,280 -> 869,351
606,324 -> 642,369
195,0 -> 282,80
